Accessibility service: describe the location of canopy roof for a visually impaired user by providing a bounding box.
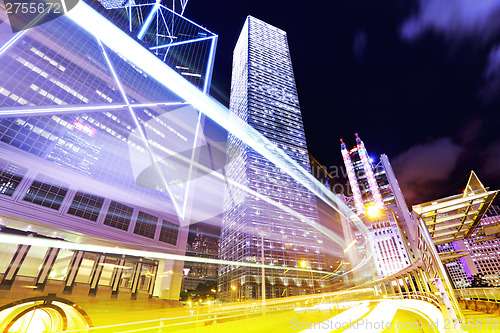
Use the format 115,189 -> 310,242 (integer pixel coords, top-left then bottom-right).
412,171 -> 498,246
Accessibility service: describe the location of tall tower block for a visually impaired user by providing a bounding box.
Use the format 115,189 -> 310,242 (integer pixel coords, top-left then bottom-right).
219,16 -> 325,300
339,134 -> 413,277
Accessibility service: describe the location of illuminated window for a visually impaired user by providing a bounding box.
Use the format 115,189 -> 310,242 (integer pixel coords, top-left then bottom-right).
68,192 -> 105,222
103,201 -> 133,231
134,211 -> 157,239
159,220 -> 179,245
0,159 -> 26,196
23,176 -> 68,210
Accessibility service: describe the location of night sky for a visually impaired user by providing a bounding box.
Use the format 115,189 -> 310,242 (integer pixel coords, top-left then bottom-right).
185,0 -> 500,206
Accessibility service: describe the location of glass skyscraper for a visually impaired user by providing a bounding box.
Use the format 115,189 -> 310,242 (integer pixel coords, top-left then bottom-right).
219,16 -> 326,301
0,0 -> 217,311
340,134 -> 414,277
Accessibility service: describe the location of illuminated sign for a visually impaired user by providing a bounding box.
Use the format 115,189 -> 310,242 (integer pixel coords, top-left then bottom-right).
72,119 -> 96,137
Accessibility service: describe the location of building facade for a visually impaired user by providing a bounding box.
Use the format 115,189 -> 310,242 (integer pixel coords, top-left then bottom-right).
436,242 -> 473,288
181,229 -> 219,291
464,206 -> 500,286
0,0 -> 218,329
340,134 -> 414,278
219,16 -> 326,301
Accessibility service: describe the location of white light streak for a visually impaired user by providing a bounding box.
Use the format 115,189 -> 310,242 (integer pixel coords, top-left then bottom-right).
65,1 -> 369,244
0,234 -> 328,274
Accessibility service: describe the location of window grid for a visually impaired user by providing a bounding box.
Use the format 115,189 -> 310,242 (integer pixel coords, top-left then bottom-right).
134,211 -> 157,239
23,175 -> 68,210
68,191 -> 105,222
0,159 -> 26,197
103,200 -> 133,231
159,220 -> 179,245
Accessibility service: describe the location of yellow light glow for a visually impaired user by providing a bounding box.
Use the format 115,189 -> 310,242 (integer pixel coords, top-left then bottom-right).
343,240 -> 357,253
231,286 -> 236,290
366,205 -> 380,217
98,263 -> 131,269
299,260 -> 308,268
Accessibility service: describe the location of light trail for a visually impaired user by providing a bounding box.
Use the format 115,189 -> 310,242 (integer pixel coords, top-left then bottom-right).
0,102 -> 187,118
299,302 -> 371,333
65,1 -> 370,242
0,234 -> 328,275
0,1 -> 374,279
63,289 -> 377,332
343,239 -> 357,253
343,301 -> 397,333
300,299 -> 446,333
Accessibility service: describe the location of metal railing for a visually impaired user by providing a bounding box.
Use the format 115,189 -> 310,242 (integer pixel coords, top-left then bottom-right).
455,288 -> 500,303
388,291 -> 442,309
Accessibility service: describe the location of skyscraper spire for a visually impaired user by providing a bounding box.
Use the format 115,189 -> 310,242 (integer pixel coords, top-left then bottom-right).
340,138 -> 365,215
355,134 -> 384,210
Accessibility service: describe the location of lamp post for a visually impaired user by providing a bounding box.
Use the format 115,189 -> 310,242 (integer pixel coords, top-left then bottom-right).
231,284 -> 237,301
260,231 -> 266,313
299,260 -> 315,295
253,227 -> 269,313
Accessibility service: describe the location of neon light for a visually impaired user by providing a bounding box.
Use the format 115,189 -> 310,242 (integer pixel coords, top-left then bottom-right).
203,36 -> 217,94
0,102 -> 186,118
137,0 -> 161,40
0,104 -> 127,118
149,35 -> 215,50
356,135 -> 384,209
341,142 -> 365,215
181,72 -> 201,77
73,119 -> 96,137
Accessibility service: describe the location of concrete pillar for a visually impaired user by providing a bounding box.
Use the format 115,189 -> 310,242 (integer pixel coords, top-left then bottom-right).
0,244 -> 32,290
35,247 -> 60,291
64,250 -> 84,294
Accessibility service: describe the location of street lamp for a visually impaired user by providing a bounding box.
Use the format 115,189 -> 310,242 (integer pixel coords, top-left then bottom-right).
299,260 -> 315,294
252,227 -> 269,312
260,231 -> 266,312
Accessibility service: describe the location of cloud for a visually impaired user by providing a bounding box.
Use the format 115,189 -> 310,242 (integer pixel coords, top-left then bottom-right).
480,45 -> 500,102
400,1 -> 500,102
392,137 -> 462,205
459,118 -> 483,145
485,45 -> 500,77
479,139 -> 500,180
401,0 -> 500,42
353,30 -> 368,60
